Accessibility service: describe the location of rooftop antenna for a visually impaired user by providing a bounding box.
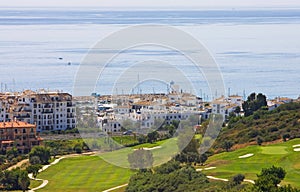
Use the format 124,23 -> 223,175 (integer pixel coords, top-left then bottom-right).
137,74 -> 140,95
1,82 -> 3,92
243,90 -> 246,100
152,87 -> 155,94
12,78 -> 15,92
228,88 -> 231,97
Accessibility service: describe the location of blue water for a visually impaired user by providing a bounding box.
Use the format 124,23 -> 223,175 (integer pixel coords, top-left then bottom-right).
0,8 -> 300,99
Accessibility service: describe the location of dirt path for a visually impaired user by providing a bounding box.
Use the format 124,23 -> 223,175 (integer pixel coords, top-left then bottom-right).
196,168 -> 255,184
7,159 -> 29,171
101,174 -> 255,192
102,184 -> 128,192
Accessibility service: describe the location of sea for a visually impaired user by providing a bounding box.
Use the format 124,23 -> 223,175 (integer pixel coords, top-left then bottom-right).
0,8 -> 300,100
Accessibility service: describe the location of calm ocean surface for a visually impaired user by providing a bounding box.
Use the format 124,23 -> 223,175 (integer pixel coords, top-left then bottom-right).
0,8 -> 300,99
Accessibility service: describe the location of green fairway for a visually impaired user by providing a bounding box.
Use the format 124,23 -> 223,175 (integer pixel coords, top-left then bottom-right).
261,146 -> 288,154
37,156 -> 134,192
29,180 -> 43,189
100,137 -> 179,168
201,139 -> 300,188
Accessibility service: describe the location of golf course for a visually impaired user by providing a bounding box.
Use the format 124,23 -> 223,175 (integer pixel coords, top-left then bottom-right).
201,138 -> 300,188
29,137 -> 300,191
36,155 -> 133,192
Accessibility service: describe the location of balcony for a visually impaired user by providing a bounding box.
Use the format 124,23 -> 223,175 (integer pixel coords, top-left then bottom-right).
43,103 -> 53,108
67,102 -> 73,107
67,114 -> 74,118
42,109 -> 53,114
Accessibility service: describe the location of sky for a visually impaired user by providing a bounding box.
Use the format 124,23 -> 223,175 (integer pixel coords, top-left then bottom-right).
1,0 -> 300,9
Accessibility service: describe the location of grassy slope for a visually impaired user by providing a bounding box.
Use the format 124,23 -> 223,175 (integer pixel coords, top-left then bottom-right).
35,138 -> 182,191
37,156 -> 133,192
29,180 -> 43,190
215,102 -> 300,148
100,137 -> 179,168
100,134 -> 202,168
202,138 -> 300,188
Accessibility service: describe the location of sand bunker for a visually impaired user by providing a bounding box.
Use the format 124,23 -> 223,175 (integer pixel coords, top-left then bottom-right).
238,153 -> 254,158
143,146 -> 162,150
206,176 -> 228,182
293,148 -> 300,152
196,167 -> 216,171
292,144 -> 300,148
133,146 -> 162,151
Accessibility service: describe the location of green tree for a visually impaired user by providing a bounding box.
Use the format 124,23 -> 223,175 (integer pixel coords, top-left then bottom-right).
232,174 -> 245,185
29,146 -> 50,165
128,149 -> 154,170
242,93 -> 267,116
6,147 -> 18,160
255,166 -> 286,192
155,160 -> 181,174
234,106 -> 241,114
18,170 -> 30,192
29,155 -> 41,165
147,131 -> 159,143
1,169 -> 30,191
221,140 -> 234,152
73,143 -> 83,154
199,153 -> 208,166
1,169 -> 19,190
257,137 -> 263,146
26,164 -> 42,178
0,154 -> 6,164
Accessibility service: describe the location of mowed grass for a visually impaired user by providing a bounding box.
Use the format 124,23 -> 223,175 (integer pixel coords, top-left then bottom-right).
100,137 -> 179,168
202,138 -> 300,188
37,156 -> 134,192
29,179 -> 43,189
100,134 -> 202,168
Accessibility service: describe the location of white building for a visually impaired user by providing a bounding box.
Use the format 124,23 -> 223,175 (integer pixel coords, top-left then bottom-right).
0,90 -> 76,132
212,95 -> 243,121
0,100 -> 9,122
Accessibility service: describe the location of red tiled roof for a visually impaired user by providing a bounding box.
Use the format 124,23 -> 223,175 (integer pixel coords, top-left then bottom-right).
1,140 -> 14,144
0,121 -> 36,129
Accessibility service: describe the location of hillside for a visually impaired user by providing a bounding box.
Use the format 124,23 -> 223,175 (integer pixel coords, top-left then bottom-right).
202,138 -> 300,188
214,101 -> 300,150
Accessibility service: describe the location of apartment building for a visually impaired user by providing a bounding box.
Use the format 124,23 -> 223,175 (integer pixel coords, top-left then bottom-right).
211,95 -> 242,121
0,120 -> 42,153
0,90 -> 76,132
0,100 -> 9,122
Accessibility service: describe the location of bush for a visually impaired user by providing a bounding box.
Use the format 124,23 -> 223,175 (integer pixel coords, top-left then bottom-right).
26,164 -> 42,178
1,169 -> 30,191
257,137 -> 263,145
29,146 -> 50,165
232,174 -> 245,185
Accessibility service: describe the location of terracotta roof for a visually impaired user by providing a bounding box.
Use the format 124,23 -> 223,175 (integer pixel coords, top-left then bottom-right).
1,140 -> 14,144
134,101 -> 152,106
0,121 -> 36,129
229,95 -> 242,98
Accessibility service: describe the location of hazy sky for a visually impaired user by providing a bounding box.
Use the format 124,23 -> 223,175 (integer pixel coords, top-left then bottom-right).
1,0 -> 300,9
